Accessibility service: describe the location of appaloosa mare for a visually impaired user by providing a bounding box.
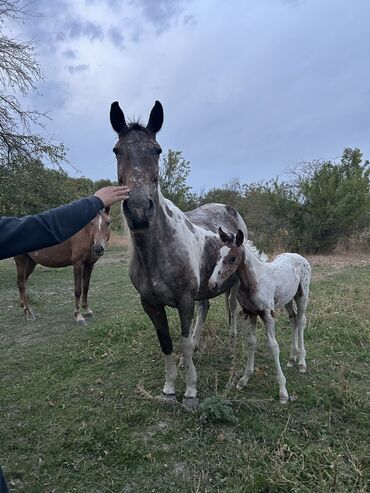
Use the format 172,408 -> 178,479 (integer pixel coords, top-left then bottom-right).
209,228 -> 311,403
110,100 -> 248,408
14,208 -> 111,325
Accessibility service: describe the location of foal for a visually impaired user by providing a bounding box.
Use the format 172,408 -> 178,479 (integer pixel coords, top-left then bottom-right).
14,209 -> 111,325
209,228 -> 311,404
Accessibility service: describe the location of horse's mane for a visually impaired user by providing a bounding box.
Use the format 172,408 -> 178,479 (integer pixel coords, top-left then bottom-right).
245,240 -> 268,262
119,120 -> 149,137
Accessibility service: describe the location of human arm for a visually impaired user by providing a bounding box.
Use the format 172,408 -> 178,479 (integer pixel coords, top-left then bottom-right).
0,186 -> 129,260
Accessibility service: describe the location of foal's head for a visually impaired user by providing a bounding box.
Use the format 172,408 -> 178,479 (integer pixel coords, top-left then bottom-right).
208,227 -> 245,291
90,208 -> 111,257
110,101 -> 164,230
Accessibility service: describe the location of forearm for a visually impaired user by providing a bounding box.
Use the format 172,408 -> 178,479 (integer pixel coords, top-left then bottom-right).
0,196 -> 103,260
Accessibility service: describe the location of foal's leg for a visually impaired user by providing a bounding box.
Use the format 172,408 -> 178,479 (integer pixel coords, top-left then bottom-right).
295,292 -> 308,373
15,255 -> 36,321
140,298 -> 177,400
263,311 -> 289,404
227,282 -> 240,343
73,262 -> 87,325
285,301 -> 299,367
82,263 -> 95,317
236,314 -> 257,389
191,300 -> 210,349
178,298 -> 199,409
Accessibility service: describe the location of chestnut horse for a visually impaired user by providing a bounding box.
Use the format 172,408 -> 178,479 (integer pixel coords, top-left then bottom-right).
110,100 -> 248,408
14,208 -> 111,325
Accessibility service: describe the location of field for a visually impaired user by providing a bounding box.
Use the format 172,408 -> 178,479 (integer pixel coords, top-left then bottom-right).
0,242 -> 369,492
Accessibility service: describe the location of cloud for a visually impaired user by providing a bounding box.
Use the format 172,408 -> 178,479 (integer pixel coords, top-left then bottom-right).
108,26 -> 125,49
62,49 -> 77,59
132,0 -> 188,32
58,19 -> 104,42
66,64 -> 90,74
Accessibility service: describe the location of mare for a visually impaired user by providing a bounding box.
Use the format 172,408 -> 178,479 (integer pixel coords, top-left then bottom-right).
110,100 -> 248,408
209,228 -> 311,404
14,208 -> 111,325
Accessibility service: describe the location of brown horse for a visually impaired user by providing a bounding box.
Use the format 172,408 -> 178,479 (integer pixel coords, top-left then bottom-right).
14,208 -> 111,325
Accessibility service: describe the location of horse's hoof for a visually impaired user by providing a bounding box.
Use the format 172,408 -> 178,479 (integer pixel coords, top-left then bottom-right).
83,309 -> 94,318
182,396 -> 199,410
159,392 -> 177,404
76,318 -> 87,326
298,364 -> 307,373
279,398 -> 289,405
287,357 -> 296,367
26,312 -> 36,321
236,377 -> 249,390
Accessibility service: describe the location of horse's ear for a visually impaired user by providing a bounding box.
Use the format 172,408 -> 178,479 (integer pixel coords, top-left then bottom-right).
110,101 -> 127,134
218,227 -> 233,243
105,206 -> 110,215
147,100 -> 164,135
235,229 -> 244,247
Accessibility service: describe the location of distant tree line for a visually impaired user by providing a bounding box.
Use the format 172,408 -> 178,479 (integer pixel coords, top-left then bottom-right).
160,147 -> 369,253
1,147 -> 368,253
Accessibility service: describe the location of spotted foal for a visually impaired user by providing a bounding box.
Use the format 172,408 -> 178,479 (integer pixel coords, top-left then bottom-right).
209,228 -> 311,404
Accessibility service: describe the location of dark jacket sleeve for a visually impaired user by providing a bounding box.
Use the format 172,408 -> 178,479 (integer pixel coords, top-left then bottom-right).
0,196 -> 104,260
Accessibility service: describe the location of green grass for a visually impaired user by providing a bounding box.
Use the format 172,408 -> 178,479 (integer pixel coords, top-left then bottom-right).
0,250 -> 369,492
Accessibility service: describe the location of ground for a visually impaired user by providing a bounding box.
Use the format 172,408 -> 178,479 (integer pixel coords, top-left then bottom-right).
0,241 -> 369,492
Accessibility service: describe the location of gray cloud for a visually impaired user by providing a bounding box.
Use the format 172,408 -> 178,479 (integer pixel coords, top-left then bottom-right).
133,0 -> 188,32
66,64 -> 90,74
62,49 -> 77,59
108,26 -> 125,49
60,19 -> 104,42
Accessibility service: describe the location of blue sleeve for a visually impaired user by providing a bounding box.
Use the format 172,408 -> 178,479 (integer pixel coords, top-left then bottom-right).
0,196 -> 104,260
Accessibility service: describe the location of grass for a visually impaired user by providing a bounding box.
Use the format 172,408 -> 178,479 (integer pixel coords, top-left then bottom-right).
0,247 -> 369,492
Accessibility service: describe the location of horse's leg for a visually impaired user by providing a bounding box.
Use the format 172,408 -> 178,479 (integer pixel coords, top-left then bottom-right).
73,262 -> 87,325
263,311 -> 289,404
82,263 -> 94,317
227,281 -> 240,343
285,301 -> 299,367
140,297 -> 177,400
15,255 -> 36,321
191,300 -> 210,349
295,289 -> 308,373
178,299 -> 199,409
236,313 -> 257,389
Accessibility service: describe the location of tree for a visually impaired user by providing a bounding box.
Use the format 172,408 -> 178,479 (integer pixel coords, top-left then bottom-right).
0,156 -> 77,216
159,149 -> 198,210
0,0 -> 65,164
287,148 -> 370,251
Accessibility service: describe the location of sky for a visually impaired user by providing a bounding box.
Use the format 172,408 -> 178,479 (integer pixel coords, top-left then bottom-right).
10,0 -> 370,192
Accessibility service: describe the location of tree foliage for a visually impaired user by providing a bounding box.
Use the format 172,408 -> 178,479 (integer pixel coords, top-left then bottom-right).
159,149 -> 197,211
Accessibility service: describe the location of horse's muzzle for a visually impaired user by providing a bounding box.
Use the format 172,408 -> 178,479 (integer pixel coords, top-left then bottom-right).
208,280 -> 219,291
93,245 -> 105,257
123,196 -> 155,230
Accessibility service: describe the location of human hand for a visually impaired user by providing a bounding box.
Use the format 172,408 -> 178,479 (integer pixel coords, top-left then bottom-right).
94,186 -> 130,207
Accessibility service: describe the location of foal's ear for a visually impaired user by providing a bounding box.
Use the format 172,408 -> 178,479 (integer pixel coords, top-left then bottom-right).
218,227 -> 233,243
147,100 -> 164,135
110,101 -> 127,134
235,229 -> 244,247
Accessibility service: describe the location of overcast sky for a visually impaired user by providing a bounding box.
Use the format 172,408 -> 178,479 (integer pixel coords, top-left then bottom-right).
11,0 -> 370,191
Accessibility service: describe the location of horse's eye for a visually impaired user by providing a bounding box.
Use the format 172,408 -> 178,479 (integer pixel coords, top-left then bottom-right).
229,256 -> 236,263
113,147 -> 119,155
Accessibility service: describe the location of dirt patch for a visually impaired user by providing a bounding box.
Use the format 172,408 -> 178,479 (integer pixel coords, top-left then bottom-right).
306,253 -> 370,269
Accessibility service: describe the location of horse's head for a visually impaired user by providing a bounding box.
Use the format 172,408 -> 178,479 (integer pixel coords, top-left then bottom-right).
90,208 -> 111,257
208,227 -> 245,291
110,100 -> 164,231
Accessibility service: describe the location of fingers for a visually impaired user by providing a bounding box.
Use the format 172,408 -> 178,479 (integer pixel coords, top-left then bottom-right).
94,186 -> 131,207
